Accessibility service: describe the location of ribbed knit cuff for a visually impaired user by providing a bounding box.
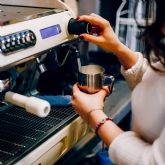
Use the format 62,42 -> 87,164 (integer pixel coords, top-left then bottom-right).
108,131 -> 150,165
120,52 -> 148,90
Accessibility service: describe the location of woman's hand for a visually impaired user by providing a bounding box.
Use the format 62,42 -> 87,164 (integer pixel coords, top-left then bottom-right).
77,13 -> 138,70
72,83 -> 124,147
71,83 -> 108,122
77,13 -> 122,53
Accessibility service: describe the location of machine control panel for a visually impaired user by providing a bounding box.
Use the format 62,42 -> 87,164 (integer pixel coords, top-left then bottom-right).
0,9 -> 76,68
0,30 -> 36,54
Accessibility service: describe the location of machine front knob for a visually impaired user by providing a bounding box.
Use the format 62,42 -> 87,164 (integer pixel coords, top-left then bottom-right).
68,18 -> 92,35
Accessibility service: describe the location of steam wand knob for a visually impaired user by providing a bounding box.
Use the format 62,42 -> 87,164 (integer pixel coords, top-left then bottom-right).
68,18 -> 102,35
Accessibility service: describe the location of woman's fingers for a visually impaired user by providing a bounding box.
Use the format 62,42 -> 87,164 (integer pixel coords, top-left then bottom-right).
72,83 -> 109,98
102,86 -> 110,96
77,14 -> 109,29
90,13 -> 106,20
72,83 -> 80,93
79,33 -> 103,44
72,83 -> 81,98
90,13 -> 101,18
94,87 -> 109,100
72,83 -> 88,99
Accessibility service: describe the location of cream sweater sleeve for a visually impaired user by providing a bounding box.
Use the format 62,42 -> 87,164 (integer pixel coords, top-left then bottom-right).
109,126 -> 165,165
108,53 -> 165,165
120,52 -> 148,90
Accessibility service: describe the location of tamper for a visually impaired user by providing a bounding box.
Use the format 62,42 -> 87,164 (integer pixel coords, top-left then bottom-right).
5,91 -> 50,117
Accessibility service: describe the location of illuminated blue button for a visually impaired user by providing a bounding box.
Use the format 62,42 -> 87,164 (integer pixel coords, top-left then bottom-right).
25,30 -> 29,34
21,32 -> 25,36
0,38 -> 4,41
11,35 -> 15,38
6,36 -> 10,40
16,33 -> 20,37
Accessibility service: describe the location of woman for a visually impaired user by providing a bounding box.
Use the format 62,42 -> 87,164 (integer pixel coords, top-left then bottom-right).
71,0 -> 165,164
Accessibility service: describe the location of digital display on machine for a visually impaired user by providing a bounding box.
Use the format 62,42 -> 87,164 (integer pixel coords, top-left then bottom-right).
40,24 -> 61,39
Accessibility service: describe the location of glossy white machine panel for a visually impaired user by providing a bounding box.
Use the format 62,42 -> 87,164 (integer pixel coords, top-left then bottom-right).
0,12 -> 75,67
0,0 -> 76,69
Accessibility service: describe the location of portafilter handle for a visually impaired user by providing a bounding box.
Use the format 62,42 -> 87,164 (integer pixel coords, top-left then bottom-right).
5,91 -> 50,118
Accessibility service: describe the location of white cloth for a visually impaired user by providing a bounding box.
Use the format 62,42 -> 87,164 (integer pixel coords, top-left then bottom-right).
109,53 -> 165,165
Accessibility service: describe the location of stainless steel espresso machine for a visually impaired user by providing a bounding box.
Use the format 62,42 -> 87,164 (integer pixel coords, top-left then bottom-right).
0,1 -> 89,164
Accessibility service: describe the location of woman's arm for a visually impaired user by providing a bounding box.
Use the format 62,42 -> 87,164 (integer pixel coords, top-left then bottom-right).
71,84 -> 165,165
71,83 -> 124,146
77,13 -> 138,70
88,109 -> 124,146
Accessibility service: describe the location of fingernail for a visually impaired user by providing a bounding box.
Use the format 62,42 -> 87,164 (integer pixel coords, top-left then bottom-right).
75,16 -> 80,20
78,36 -> 84,40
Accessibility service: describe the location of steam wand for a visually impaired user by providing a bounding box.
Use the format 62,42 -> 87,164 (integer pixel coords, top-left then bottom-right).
70,46 -> 82,71
53,46 -> 82,71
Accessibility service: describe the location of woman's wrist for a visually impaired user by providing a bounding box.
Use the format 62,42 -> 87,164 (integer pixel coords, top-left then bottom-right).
113,41 -> 130,56
87,108 -> 124,147
113,42 -> 138,70
88,110 -> 107,128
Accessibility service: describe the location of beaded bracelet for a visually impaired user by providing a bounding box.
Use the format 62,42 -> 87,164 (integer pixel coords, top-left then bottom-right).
95,117 -> 113,135
94,117 -> 113,154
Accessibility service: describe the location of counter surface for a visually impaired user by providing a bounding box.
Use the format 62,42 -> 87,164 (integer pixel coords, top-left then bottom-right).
55,80 -> 132,165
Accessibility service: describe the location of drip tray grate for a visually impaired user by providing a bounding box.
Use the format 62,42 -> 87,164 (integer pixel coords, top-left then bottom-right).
0,105 -> 77,165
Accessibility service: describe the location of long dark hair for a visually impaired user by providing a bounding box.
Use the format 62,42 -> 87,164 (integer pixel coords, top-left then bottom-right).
134,0 -> 165,70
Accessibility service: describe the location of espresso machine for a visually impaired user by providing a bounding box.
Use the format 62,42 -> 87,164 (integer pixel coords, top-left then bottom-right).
0,1 -> 90,164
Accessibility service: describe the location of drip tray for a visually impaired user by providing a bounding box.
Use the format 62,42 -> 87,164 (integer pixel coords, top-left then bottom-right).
0,105 -> 78,165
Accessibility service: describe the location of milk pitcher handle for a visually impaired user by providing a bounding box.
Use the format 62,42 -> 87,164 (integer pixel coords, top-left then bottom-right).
104,74 -> 115,96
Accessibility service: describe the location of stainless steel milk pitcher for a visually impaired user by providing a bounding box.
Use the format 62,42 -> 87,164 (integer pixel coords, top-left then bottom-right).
78,65 -> 115,95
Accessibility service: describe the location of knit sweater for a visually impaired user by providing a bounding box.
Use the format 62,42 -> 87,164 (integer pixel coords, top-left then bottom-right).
109,52 -> 165,165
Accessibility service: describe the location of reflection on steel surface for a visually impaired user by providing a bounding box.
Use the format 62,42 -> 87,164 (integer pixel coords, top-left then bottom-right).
0,6 -> 65,26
